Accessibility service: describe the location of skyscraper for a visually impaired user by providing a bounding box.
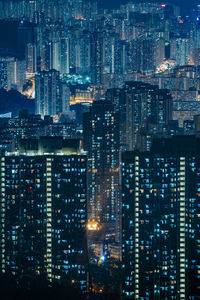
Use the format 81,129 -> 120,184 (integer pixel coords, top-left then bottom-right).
26,43 -> 37,74
113,82 -> 172,151
83,100 -> 120,242
90,33 -> 103,85
0,137 -> 88,291
0,55 -> 26,92
35,69 -> 62,117
122,135 -> 200,299
170,38 -> 190,66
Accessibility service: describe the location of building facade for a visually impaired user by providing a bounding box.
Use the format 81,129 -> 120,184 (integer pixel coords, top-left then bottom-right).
0,137 -> 88,291
83,100 -> 120,243
122,136 -> 200,299
107,82 -> 173,151
35,70 -> 69,117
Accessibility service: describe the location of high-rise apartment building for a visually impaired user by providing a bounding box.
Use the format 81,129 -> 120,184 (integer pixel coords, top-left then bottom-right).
0,137 -> 88,291
26,43 -> 37,74
35,69 -> 67,117
122,135 -> 200,299
90,33 -> 103,85
83,100 -> 120,242
170,38 -> 190,66
134,38 -> 155,73
108,82 -> 172,151
0,56 -> 26,92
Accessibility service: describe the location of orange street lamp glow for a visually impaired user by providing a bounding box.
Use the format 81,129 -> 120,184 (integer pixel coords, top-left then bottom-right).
87,221 -> 99,231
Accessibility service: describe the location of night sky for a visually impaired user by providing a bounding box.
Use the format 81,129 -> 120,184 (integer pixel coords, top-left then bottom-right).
100,0 -> 198,13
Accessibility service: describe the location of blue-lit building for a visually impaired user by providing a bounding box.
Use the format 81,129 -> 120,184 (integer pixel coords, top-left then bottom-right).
35,70 -> 63,117
122,136 -> 200,299
107,82 -> 173,151
0,137 -> 88,291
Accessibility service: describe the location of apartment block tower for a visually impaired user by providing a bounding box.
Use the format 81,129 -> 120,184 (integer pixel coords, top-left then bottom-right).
122,135 -> 200,299
107,82 -> 172,151
0,137 -> 88,291
83,100 -> 120,243
35,70 -> 70,117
